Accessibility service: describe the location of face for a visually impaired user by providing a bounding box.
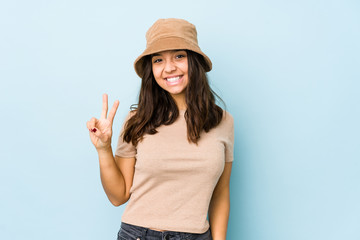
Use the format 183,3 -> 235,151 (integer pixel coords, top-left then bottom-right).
151,50 -> 189,98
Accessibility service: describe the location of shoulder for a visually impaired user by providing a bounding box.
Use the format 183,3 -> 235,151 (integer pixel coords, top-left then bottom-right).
212,109 -> 233,133
124,109 -> 137,120
222,109 -> 233,119
220,110 -> 234,143
120,110 -> 137,130
221,109 -> 234,126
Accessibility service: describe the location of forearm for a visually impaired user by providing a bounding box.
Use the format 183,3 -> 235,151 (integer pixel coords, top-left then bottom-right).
208,190 -> 230,240
97,146 -> 127,206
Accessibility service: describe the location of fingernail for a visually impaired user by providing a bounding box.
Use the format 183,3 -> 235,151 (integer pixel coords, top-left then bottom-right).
91,128 -> 97,133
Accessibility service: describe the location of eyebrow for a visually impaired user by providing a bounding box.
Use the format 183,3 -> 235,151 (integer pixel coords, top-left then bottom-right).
151,50 -> 185,57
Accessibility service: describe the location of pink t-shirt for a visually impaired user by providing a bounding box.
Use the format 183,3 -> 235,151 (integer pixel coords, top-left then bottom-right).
115,109 -> 234,233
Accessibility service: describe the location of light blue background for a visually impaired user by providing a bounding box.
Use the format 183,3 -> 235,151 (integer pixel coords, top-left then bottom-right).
1,0 -> 359,239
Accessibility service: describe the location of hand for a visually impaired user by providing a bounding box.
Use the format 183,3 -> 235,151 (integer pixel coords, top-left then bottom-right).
86,93 -> 119,151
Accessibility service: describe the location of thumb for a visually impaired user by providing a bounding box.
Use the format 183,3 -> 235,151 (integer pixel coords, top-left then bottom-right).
89,127 -> 102,139
91,127 -> 111,143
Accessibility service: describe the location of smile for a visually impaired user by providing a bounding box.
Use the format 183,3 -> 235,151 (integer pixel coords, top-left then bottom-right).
165,75 -> 183,85
166,75 -> 182,82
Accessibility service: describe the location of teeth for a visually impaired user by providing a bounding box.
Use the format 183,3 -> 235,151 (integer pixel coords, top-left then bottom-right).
166,76 -> 181,82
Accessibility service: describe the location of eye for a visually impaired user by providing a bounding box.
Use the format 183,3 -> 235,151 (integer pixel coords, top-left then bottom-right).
153,58 -> 162,63
175,54 -> 186,59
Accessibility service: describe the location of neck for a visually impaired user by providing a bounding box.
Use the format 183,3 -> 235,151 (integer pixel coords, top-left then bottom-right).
171,93 -> 187,111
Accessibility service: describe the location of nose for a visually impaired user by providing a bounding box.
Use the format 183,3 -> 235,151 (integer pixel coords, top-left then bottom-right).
164,60 -> 176,73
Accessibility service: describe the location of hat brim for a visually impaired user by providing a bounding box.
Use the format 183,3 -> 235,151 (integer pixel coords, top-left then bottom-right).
134,37 -> 212,78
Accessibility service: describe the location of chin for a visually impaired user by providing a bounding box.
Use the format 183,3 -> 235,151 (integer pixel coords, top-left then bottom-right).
169,91 -> 186,96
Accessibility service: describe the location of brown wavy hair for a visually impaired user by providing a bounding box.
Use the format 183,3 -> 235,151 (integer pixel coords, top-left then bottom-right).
122,50 -> 223,146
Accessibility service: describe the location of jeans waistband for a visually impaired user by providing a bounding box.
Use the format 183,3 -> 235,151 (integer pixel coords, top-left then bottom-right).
119,222 -> 211,240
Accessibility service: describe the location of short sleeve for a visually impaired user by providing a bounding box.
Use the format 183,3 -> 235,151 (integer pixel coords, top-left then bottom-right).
114,111 -> 136,158
224,112 -> 234,163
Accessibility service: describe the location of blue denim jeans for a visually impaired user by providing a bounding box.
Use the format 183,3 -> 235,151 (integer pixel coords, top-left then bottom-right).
117,222 -> 212,240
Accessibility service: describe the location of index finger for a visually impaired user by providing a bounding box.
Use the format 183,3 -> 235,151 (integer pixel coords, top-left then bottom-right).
101,93 -> 108,119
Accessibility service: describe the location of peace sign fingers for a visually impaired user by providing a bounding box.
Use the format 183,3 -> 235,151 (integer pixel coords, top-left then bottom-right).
100,93 -> 119,123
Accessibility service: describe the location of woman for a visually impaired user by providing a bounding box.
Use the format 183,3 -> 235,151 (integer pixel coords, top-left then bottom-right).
87,18 -> 234,240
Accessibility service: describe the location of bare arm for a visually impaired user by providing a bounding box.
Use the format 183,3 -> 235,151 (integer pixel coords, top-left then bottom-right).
86,93 -> 135,206
97,148 -> 135,206
208,162 -> 232,240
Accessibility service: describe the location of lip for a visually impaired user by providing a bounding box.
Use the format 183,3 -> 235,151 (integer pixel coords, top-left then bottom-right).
164,75 -> 183,86
164,75 -> 182,80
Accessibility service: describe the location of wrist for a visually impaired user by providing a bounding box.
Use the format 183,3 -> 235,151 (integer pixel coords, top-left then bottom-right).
96,145 -> 112,154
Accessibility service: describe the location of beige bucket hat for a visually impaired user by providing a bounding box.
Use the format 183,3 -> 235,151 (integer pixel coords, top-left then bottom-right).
134,18 -> 212,78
